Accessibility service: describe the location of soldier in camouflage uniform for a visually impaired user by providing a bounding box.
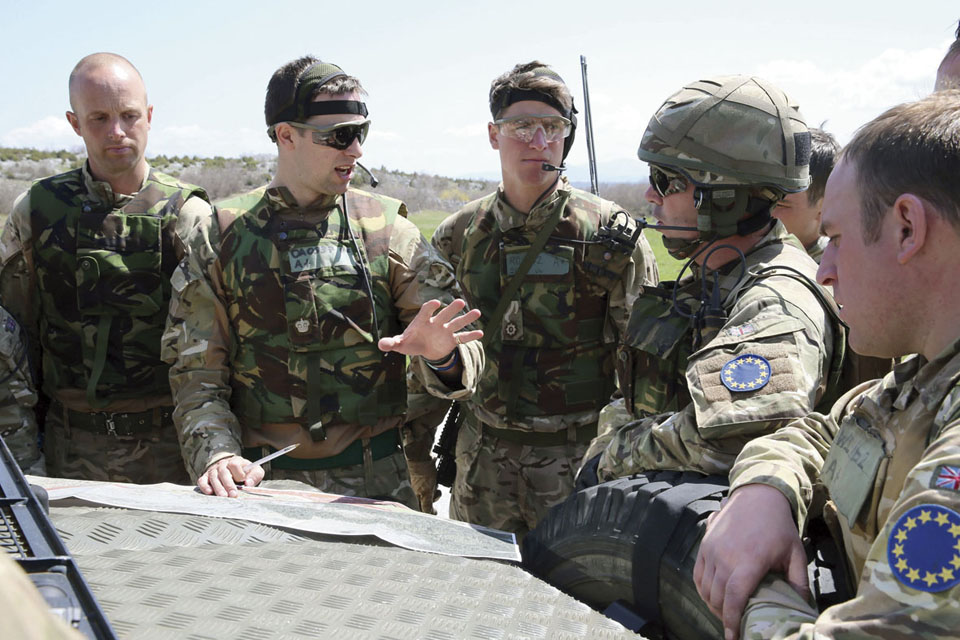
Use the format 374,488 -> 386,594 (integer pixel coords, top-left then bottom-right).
163,57 -> 482,511
771,128 -> 840,263
581,76 -> 841,483
0,305 -> 42,474
431,61 -> 659,536
0,53 -> 209,482
695,90 -> 960,640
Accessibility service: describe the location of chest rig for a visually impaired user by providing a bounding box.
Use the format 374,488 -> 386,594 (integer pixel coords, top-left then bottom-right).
219,188 -> 406,438
29,168 -> 205,407
455,189 -> 636,424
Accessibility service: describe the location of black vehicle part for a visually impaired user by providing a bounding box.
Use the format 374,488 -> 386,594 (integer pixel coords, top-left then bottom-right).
0,435 -> 117,639
522,470 -> 852,639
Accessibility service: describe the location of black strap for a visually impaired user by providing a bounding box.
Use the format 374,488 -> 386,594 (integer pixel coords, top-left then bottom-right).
481,195 -> 568,349
630,480 -> 728,627
271,100 -> 368,125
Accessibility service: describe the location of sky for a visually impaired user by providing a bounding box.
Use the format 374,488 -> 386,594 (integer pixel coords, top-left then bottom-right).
1,1 -> 956,183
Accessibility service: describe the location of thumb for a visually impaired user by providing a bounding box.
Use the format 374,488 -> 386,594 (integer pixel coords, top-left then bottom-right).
378,335 -> 401,352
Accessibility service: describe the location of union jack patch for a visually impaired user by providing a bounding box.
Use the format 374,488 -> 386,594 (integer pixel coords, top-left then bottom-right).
932,465 -> 960,492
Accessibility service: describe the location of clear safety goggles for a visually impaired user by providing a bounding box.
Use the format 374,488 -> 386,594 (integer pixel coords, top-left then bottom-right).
649,164 -> 689,198
493,114 -> 572,144
285,119 -> 371,149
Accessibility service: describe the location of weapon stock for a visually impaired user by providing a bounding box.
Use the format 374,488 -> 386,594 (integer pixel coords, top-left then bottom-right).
580,55 -> 600,197
433,402 -> 462,487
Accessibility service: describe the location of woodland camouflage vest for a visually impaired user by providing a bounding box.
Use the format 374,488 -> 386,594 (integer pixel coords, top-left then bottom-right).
29,168 -> 206,405
217,187 -> 406,431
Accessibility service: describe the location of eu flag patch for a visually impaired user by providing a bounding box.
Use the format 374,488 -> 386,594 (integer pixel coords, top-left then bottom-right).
887,504 -> 960,592
720,354 -> 771,392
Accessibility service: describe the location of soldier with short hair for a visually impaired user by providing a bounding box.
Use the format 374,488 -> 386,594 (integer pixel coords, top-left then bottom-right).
580,75 -> 842,484
0,53 -> 210,482
163,56 -> 482,510
695,89 -> 960,640
772,127 -> 841,262
431,61 -> 659,536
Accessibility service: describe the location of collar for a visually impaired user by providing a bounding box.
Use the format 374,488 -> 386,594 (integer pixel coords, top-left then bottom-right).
81,161 -> 149,207
264,185 -> 341,216
493,177 -> 571,232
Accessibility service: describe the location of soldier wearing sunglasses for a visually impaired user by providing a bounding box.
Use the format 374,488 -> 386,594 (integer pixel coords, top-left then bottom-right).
431,61 -> 660,536
580,75 -> 843,491
163,56 -> 483,510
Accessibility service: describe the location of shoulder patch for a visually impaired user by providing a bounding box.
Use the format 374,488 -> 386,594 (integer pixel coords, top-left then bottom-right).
932,465 -> 960,493
721,354 -> 771,392
887,504 -> 960,592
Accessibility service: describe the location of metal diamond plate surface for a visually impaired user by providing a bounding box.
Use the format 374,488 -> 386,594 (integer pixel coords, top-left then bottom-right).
50,507 -> 643,639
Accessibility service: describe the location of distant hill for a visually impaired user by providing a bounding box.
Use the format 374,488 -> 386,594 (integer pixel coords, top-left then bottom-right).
0,147 -> 651,220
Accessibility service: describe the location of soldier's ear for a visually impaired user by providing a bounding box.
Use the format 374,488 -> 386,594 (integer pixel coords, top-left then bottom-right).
488,122 -> 499,150
66,111 -> 82,136
274,123 -> 297,150
893,193 -> 927,265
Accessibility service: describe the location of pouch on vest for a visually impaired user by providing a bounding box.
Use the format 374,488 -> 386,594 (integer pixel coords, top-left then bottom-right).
75,212 -> 163,316
583,212 -> 639,292
499,243 -> 575,346
821,397 -> 888,527
282,238 -> 374,350
618,288 -> 693,417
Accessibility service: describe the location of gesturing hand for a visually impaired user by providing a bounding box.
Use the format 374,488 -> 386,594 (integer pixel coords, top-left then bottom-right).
378,298 -> 482,361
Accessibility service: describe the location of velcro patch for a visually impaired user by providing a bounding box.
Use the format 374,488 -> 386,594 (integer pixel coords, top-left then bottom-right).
932,465 -> 960,493
288,245 -> 355,272
697,344 -> 795,404
887,504 -> 960,592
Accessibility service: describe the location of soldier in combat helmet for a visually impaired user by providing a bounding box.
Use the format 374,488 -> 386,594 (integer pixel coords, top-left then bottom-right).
579,75 -> 843,486
163,56 -> 482,510
0,53 -> 211,482
431,61 -> 660,536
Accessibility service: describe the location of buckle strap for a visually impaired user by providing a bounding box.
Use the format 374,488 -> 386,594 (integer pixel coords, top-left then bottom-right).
53,399 -> 173,437
478,418 -> 597,446
242,429 -> 400,471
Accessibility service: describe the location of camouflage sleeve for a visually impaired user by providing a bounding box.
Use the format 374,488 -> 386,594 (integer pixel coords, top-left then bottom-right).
162,208 -> 241,480
429,210 -> 463,270
728,380 -> 879,529
739,405 -> 960,639
597,283 -> 833,480
0,190 -> 44,474
389,213 -> 482,400
172,195 -> 215,262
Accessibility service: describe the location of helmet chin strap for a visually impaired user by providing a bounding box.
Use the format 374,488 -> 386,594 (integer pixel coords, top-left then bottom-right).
641,184 -> 777,259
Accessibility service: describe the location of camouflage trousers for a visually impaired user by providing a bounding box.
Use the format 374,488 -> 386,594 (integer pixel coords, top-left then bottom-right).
265,449 -> 418,511
450,415 -> 592,537
44,406 -> 190,484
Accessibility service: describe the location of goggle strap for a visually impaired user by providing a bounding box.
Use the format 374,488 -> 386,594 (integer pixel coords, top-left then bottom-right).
271,100 -> 368,125
302,100 -> 369,118
492,88 -> 569,120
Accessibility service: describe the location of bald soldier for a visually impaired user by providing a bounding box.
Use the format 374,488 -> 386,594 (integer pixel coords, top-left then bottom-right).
695,91 -> 960,640
0,53 -> 210,482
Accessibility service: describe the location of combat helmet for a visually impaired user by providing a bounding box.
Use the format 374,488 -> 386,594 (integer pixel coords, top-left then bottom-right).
639,75 -> 810,255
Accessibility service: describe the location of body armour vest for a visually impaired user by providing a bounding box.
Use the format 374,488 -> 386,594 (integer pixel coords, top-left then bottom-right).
29,168 -> 206,405
217,187 -> 406,432
618,230 -> 845,418
454,189 -> 633,425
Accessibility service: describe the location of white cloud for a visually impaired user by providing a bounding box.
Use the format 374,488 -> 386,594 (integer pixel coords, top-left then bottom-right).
755,44 -> 948,141
0,115 -> 78,150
